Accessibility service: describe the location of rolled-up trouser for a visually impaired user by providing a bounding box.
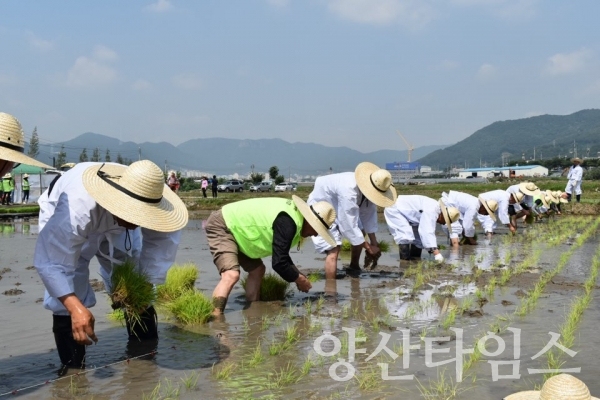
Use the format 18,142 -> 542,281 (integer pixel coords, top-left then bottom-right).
53,315 -> 86,368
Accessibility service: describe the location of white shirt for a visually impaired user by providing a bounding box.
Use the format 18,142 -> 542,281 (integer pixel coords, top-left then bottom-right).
384,195 -> 440,249
307,172 -> 377,246
35,162 -> 181,312
506,184 -> 533,209
442,190 -> 481,238
567,165 -> 583,181
479,189 -> 511,225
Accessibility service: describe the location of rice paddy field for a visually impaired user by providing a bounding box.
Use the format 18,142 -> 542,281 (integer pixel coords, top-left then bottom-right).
1,205 -> 600,399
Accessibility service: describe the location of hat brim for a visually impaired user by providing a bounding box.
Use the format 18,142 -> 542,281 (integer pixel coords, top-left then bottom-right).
292,195 -> 336,247
571,158 -> 582,164
355,162 -> 397,208
0,147 -> 53,169
478,195 -> 497,222
544,190 -> 558,205
82,164 -> 188,233
518,183 -> 540,196
505,391 -> 599,400
438,199 -> 454,231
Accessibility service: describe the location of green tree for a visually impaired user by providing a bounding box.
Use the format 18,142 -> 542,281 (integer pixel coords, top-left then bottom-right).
56,145 -> 67,167
116,153 -> 124,164
275,174 -> 285,185
79,148 -> 89,162
269,166 -> 279,180
251,172 -> 265,184
28,127 -> 39,158
105,149 -> 111,162
91,147 -> 101,162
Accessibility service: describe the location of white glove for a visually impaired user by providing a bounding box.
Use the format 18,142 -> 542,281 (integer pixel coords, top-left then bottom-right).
434,253 -> 444,264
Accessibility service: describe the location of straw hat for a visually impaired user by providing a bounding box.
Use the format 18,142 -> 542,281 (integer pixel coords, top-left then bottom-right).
292,195 -> 336,246
553,190 -> 569,204
519,182 -> 540,196
504,373 -> 598,400
438,199 -> 460,230
572,157 -> 582,164
3,172 -> 11,179
355,162 -> 397,208
511,191 -> 525,204
537,193 -> 550,209
82,161 -> 188,232
544,190 -> 559,205
23,174 -> 29,178
0,112 -> 52,169
478,195 -> 498,222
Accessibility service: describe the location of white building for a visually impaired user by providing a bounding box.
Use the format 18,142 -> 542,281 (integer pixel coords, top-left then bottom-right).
457,165 -> 548,179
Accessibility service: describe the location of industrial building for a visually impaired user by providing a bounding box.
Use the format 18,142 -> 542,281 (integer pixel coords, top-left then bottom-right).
386,162 -> 421,180
457,165 -> 549,179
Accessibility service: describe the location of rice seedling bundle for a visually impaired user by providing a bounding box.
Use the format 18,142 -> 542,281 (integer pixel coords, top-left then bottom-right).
241,273 -> 291,301
110,259 -> 156,326
168,290 -> 214,324
156,263 -> 198,301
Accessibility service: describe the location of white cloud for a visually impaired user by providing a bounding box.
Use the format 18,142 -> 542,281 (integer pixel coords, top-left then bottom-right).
327,0 -> 437,29
476,63 -> 496,80
171,73 -> 202,90
145,0 -> 173,13
543,48 -> 593,77
66,46 -> 119,89
26,32 -> 54,52
266,0 -> 290,8
132,79 -> 152,91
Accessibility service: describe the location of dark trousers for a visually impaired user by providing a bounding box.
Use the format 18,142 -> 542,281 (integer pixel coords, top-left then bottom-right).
23,190 -> 29,203
212,188 -> 217,198
202,188 -> 207,198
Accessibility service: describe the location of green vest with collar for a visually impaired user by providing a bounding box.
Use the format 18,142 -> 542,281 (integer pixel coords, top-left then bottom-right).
22,179 -> 30,190
222,198 -> 304,259
2,178 -> 12,192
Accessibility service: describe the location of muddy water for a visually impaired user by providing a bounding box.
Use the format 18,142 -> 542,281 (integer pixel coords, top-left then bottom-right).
1,216 -> 600,399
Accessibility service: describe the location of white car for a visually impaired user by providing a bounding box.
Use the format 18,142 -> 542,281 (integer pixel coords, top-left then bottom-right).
274,183 -> 293,192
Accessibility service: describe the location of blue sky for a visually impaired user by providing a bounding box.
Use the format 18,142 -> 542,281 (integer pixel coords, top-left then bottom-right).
1,0 -> 599,154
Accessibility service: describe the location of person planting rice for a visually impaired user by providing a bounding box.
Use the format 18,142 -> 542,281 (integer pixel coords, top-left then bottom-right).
34,160 -> 188,373
505,182 -> 540,228
206,195 -> 336,315
478,189 -> 524,237
384,195 -> 459,263
440,190 -> 499,246
0,112 -> 52,182
306,162 -> 397,278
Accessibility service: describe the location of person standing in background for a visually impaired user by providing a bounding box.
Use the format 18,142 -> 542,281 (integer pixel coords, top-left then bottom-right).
565,158 -> 583,203
22,173 -> 30,204
167,171 -> 179,193
201,177 -> 208,198
211,175 -> 218,198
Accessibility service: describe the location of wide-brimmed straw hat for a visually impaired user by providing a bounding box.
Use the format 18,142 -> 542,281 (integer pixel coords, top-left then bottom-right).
544,190 -> 559,205
511,191 -> 525,203
82,161 -> 188,232
355,162 -> 397,208
553,190 -> 569,204
504,373 -> 598,400
478,195 -> 498,222
519,182 -> 540,196
537,193 -> 550,209
23,173 -> 29,178
0,112 -> 52,169
438,199 -> 460,230
572,157 -> 582,164
292,195 -> 336,246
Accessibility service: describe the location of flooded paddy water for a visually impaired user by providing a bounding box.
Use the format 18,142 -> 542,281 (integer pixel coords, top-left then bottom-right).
1,214 -> 600,399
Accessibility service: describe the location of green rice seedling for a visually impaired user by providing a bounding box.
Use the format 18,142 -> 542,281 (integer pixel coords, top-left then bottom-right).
268,338 -> 290,356
441,308 -> 457,330
285,324 -> 300,344
212,362 -> 238,380
301,355 -> 314,376
273,312 -> 284,326
499,268 -> 512,285
460,296 -> 474,312
340,334 -> 349,356
288,304 -> 297,319
419,326 -> 428,341
417,370 -> 466,400
242,273 -> 291,301
329,317 -> 335,329
261,315 -> 271,331
340,238 -> 352,251
269,362 -> 301,388
365,298 -> 373,311
315,296 -> 325,312
308,320 -> 323,335
341,304 -> 350,319
378,240 -> 390,253
248,342 -> 265,367
393,342 -> 404,356
242,316 -> 250,331
371,317 -> 380,331
107,308 -> 125,322
110,259 -> 156,331
354,367 -> 380,391
180,371 -> 200,390
168,290 -> 214,324
307,271 -> 322,283
145,378 -> 180,399
156,262 -> 198,301
356,325 -> 367,339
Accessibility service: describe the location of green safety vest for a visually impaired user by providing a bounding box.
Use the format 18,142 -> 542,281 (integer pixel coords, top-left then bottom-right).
22,179 -> 30,190
2,178 -> 13,192
222,198 -> 304,259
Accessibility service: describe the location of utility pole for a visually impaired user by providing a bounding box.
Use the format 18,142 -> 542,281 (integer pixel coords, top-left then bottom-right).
138,147 -> 141,160
164,160 -> 167,174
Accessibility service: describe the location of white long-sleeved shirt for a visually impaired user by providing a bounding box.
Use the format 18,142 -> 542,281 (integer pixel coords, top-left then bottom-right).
506,184 -> 533,209
479,189 -> 511,225
307,172 -> 377,246
442,190 -> 481,238
567,165 -> 583,181
35,162 -> 182,313
384,195 -> 440,249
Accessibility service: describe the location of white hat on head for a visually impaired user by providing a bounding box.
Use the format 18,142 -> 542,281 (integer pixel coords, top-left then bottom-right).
519,182 -> 540,196
478,195 -> 498,222
504,373 -> 598,400
82,161 -> 189,232
23,173 -> 29,178
292,195 -> 336,246
544,190 -> 558,205
0,112 -> 52,169
511,191 -> 525,204
355,162 -> 397,208
438,199 -> 460,230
